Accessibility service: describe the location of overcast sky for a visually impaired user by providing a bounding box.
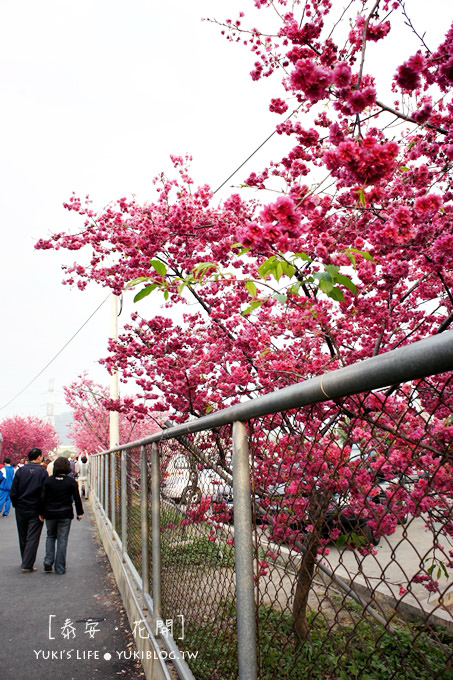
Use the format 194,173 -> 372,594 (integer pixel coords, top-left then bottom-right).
0,0 -> 451,423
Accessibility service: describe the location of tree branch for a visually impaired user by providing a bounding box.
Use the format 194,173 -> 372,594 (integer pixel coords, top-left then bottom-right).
376,100 -> 448,135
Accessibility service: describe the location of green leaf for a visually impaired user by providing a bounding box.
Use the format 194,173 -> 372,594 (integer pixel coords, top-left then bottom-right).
288,281 -> 304,295
258,256 -> 296,283
325,264 -> 340,277
335,273 -> 357,295
318,280 -> 334,295
313,271 -> 346,300
193,261 -> 219,278
127,276 -> 151,289
281,262 -> 296,278
275,261 -> 284,282
354,188 -> 366,206
246,281 -> 257,297
328,287 -> 345,302
335,534 -> 349,549
347,248 -> 374,262
242,299 -> 264,316
150,259 -> 167,277
349,532 -> 366,547
313,271 -> 333,286
163,289 -> 169,300
133,284 -> 156,303
273,292 -> 288,304
258,256 -> 277,278
292,252 -> 312,262
231,243 -> 250,256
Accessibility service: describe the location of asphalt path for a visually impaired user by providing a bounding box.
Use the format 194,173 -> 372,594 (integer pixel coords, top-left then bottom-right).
0,503 -> 145,680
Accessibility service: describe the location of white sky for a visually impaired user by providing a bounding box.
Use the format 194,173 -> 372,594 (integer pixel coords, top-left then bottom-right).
0,0 -> 451,422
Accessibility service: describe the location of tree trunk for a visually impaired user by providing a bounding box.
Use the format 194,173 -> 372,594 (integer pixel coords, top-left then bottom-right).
292,492 -> 331,643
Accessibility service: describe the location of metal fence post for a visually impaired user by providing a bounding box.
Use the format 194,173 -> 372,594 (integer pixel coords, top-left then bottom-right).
105,454 -> 110,517
140,444 -> 150,597
151,442 -> 162,618
111,451 -> 116,532
98,455 -> 102,502
232,421 -> 257,680
94,456 -> 99,501
121,450 -> 127,556
100,455 -> 105,510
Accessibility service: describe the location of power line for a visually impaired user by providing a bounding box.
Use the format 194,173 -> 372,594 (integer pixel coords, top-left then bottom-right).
213,106 -> 299,195
1,294 -> 110,411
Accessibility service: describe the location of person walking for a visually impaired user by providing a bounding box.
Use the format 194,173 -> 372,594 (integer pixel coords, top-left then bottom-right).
39,456 -> 84,574
10,448 -> 48,572
0,458 -> 15,517
77,453 -> 89,498
46,454 -> 56,477
68,454 -> 78,478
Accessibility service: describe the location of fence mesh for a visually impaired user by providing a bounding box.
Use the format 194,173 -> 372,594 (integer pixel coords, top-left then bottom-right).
124,446 -> 143,576
92,371 -> 453,679
244,376 -> 453,679
158,427 -> 238,679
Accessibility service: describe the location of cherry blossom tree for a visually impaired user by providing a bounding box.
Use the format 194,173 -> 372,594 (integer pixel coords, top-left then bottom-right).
64,375 -> 166,453
36,0 -> 453,641
0,416 -> 59,464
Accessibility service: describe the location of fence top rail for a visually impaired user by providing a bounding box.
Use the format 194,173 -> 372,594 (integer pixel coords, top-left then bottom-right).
95,331 -> 453,456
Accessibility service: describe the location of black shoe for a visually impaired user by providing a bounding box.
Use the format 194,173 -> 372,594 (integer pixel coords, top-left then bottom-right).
44,563 -> 53,572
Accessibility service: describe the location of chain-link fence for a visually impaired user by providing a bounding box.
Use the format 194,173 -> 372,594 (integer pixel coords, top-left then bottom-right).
89,333 -> 453,680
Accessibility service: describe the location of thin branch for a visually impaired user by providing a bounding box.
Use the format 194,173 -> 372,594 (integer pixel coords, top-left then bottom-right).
357,0 -> 382,89
376,100 -> 448,135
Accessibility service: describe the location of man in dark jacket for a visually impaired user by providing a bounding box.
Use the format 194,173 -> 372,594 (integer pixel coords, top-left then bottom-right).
10,448 -> 48,572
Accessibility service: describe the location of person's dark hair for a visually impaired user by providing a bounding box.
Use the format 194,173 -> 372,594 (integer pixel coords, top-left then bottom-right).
53,457 -> 71,476
3,458 -> 11,465
28,448 -> 42,461
81,455 -> 87,464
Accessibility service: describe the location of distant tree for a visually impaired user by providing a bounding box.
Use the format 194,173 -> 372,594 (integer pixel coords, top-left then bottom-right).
0,416 -> 59,464
64,375 -> 166,453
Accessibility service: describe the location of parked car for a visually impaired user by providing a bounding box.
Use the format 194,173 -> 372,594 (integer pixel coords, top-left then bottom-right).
161,454 -> 233,505
323,494 -> 380,546
261,482 -> 381,546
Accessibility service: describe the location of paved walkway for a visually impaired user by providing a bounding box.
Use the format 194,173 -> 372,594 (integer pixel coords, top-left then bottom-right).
0,504 -> 145,680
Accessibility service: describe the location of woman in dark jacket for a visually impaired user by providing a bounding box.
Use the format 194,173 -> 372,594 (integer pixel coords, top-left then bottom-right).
39,456 -> 84,574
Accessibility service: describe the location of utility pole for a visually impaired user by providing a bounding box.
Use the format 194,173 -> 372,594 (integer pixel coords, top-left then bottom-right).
109,294 -> 120,450
45,378 -> 56,427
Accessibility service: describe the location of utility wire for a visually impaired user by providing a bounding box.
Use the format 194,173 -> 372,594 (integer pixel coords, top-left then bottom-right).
1,294 -> 110,411
213,128 -> 278,195
213,106 -> 299,195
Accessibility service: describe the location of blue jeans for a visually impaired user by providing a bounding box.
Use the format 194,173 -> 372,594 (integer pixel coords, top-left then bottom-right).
44,518 -> 72,574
